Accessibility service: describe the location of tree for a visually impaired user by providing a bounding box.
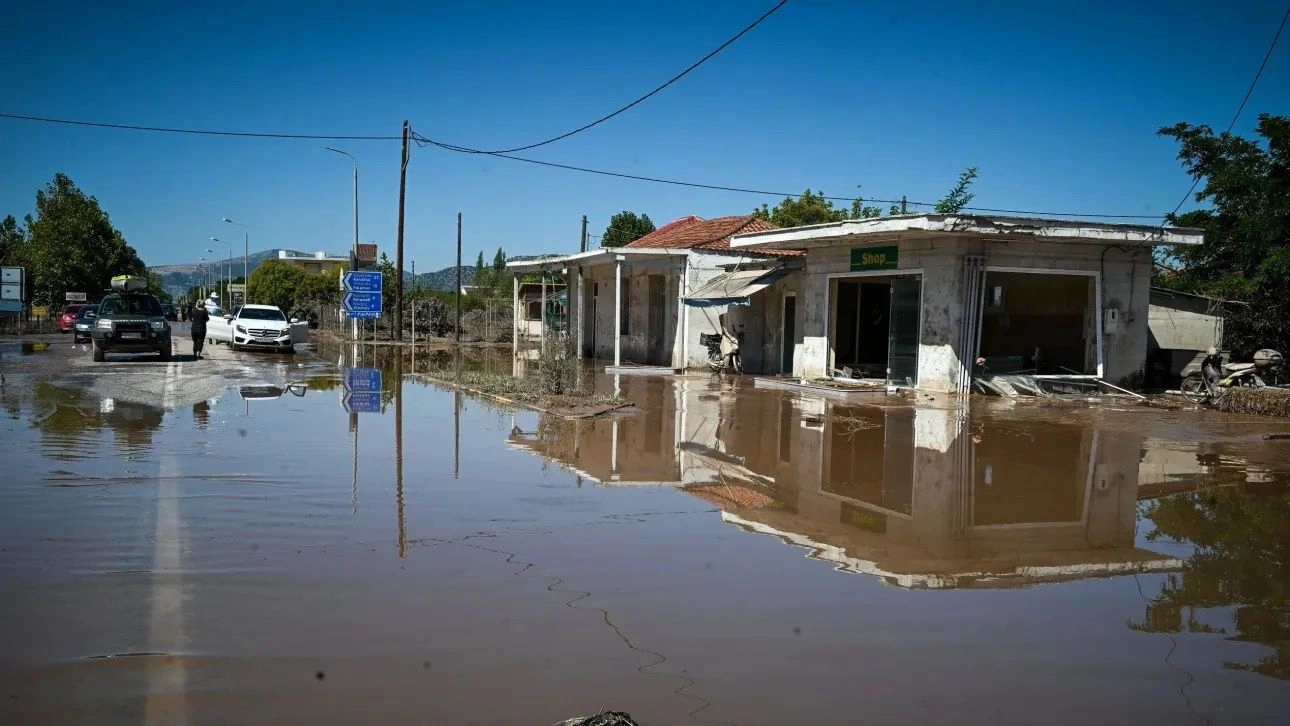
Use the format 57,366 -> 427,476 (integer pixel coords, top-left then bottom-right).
473,251 -> 488,291
295,267 -> 341,311
933,166 -> 979,213
6,174 -> 146,304
1157,114 -> 1289,356
602,211 -> 655,248
145,270 -> 173,304
0,215 -> 23,264
247,259 -> 308,312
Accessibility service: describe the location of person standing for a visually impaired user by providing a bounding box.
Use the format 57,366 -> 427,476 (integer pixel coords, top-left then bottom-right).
190,301 -> 210,359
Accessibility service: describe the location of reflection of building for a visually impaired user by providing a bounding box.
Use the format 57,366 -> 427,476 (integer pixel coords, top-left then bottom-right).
508,378 -> 1181,588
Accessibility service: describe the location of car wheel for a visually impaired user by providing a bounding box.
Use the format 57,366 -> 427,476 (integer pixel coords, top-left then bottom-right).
92,344 -> 105,363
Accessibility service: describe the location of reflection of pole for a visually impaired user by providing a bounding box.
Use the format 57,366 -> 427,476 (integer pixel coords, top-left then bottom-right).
453,390 -> 461,479
395,355 -> 406,557
456,212 -> 462,344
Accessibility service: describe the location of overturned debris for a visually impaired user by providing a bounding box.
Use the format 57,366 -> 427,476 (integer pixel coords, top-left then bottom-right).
555,711 -> 640,726
1217,387 -> 1290,418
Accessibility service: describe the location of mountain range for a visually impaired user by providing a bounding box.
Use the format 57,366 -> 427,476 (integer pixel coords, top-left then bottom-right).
150,249 -> 480,297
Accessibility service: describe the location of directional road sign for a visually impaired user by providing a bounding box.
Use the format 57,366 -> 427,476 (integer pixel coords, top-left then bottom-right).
343,390 -> 382,414
343,292 -> 382,319
344,367 -> 382,393
342,271 -> 382,293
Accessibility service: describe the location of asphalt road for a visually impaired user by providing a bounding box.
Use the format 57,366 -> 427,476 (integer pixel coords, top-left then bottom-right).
0,326 -> 330,413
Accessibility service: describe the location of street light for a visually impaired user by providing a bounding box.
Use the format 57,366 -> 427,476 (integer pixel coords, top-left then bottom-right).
221,218 -> 249,299
323,146 -> 359,342
209,237 -> 232,302
198,257 -> 210,299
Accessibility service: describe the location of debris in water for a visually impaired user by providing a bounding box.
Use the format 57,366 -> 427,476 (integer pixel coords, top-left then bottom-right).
555,713 -> 639,726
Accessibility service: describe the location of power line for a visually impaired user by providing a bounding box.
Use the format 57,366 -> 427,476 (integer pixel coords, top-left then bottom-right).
0,112 -> 401,140
414,132 -> 1162,219
1162,4 -> 1290,224
447,0 -> 790,154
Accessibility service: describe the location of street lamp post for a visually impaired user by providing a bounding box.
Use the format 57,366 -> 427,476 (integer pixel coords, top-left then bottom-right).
323,146 -> 359,342
198,257 -> 210,300
209,237 -> 233,307
221,218 -> 249,301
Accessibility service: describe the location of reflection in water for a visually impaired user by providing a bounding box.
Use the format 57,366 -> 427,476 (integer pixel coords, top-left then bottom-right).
33,381 -> 164,458
1136,480 -> 1290,680
509,377 -> 1290,681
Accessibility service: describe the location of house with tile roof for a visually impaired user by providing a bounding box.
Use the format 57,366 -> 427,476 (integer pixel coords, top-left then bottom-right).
507,214 -> 805,372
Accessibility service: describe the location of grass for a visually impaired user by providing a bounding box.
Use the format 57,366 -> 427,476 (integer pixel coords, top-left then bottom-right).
1217,387 -> 1290,418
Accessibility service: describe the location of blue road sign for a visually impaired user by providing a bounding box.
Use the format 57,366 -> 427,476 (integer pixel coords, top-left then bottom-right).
343,390 -> 382,414
342,271 -> 382,293
342,291 -> 382,316
344,367 -> 382,392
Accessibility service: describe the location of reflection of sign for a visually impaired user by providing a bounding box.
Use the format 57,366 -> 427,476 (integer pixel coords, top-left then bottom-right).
850,245 -> 899,272
65,292 -> 87,302
344,367 -> 382,392
343,391 -> 381,413
840,503 -> 887,533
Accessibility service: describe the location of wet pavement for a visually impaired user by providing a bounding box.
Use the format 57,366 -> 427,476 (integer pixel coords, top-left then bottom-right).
2,336 -> 1290,725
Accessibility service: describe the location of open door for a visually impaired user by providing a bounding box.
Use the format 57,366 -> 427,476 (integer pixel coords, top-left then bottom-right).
887,277 -> 921,387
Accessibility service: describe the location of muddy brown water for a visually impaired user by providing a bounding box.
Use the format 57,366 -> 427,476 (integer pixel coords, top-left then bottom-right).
2,345 -> 1289,725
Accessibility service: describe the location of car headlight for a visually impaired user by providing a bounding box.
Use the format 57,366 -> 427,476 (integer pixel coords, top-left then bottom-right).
280,328 -> 290,336
236,325 -> 246,333
95,319 -> 113,330
151,321 -> 167,331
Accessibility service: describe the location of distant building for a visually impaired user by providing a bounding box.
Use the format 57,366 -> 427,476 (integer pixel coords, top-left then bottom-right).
278,250 -> 349,276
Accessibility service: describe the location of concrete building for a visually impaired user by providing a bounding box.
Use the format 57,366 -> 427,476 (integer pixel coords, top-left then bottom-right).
515,281 -> 567,341
507,215 -> 800,371
278,250 -> 350,276
1146,287 -> 1230,389
730,214 -> 1203,393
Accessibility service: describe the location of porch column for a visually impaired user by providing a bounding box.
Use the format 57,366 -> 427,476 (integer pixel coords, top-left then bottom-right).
575,266 -> 585,358
540,274 -> 547,343
613,257 -> 622,366
511,273 -> 519,359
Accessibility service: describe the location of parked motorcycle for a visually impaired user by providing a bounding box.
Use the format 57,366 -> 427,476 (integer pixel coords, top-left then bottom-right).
700,332 -> 743,374
1181,348 -> 1285,404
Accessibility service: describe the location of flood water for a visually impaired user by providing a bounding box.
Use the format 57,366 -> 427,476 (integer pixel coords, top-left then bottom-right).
2,343 -> 1290,725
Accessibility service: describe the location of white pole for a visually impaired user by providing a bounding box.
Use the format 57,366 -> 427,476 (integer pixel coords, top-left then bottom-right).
511,273 -> 520,361
614,258 -> 622,367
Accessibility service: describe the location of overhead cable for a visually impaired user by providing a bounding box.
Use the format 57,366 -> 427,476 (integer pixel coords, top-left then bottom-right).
448,0 -> 790,154
0,112 -> 402,140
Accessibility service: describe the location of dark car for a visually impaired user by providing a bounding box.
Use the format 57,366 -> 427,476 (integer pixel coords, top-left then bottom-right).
90,292 -> 172,362
72,304 -> 99,343
162,304 -> 178,321
59,303 -> 85,333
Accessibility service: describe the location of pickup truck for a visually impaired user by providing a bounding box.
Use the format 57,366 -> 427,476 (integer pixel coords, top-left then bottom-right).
205,304 -> 307,353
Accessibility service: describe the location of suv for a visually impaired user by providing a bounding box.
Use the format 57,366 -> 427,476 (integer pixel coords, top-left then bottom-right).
90,291 -> 172,362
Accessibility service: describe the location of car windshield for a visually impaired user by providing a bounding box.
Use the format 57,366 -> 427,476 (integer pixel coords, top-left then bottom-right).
63,305 -> 83,315
99,295 -> 163,316
76,306 -> 98,320
239,308 -> 285,321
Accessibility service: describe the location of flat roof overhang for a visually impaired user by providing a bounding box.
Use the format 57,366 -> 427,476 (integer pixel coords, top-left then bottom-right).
730,214 -> 1204,251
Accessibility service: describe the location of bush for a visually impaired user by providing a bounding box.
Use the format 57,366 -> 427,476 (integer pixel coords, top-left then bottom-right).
537,330 -> 581,396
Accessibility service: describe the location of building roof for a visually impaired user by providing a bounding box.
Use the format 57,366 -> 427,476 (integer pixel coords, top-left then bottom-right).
627,215 -> 799,256
730,214 -> 1204,250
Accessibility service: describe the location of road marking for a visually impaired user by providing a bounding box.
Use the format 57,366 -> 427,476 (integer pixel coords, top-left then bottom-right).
144,361 -> 188,726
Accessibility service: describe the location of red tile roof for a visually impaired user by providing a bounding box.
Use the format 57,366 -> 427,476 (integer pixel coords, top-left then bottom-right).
625,215 -> 800,256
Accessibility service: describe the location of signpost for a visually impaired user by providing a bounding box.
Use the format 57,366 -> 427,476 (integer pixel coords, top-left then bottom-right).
341,271 -> 382,320
65,292 -> 87,302
342,366 -> 382,413
227,283 -> 246,310
0,266 -> 23,315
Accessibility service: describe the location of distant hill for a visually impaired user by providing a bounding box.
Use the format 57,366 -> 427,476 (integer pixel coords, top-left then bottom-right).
412,265 -> 475,292
150,249 -> 319,297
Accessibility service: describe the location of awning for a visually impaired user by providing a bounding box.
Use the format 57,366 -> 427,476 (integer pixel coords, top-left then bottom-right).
683,266 -> 792,304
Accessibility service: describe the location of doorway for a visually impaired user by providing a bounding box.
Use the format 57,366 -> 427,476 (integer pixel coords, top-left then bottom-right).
781,294 -> 796,374
977,270 -> 1098,375
647,275 -> 666,365
829,274 -> 922,385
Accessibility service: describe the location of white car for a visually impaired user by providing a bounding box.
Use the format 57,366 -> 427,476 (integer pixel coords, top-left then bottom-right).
206,304 -> 302,353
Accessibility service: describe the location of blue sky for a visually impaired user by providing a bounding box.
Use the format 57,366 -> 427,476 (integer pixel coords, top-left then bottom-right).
2,0 -> 1287,268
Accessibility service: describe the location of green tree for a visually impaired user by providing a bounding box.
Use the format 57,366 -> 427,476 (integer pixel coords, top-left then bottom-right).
247,259 -> 308,312
6,174 -> 146,304
602,211 -> 655,248
295,267 -> 341,311
472,250 -> 488,291
1157,114 -> 1289,356
753,170 -> 979,227
933,166 -> 979,213
0,215 -> 23,264
145,270 -> 173,304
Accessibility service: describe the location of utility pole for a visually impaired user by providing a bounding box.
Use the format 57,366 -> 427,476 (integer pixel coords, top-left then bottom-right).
456,212 -> 462,343
395,120 -> 410,341
901,195 -> 907,214
580,215 -> 588,253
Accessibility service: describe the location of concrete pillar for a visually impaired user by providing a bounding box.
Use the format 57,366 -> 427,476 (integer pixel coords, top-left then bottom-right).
511,274 -> 519,360
540,274 -> 547,343
614,258 -> 622,367
575,266 -> 585,358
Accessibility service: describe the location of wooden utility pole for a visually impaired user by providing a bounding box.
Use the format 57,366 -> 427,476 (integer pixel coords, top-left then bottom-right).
395,120 -> 410,341
580,215 -> 588,253
456,212 -> 463,343
901,195 -> 907,214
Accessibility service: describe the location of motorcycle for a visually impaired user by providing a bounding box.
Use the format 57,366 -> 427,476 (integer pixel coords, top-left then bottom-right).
1181,348 -> 1285,404
700,332 -> 743,375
